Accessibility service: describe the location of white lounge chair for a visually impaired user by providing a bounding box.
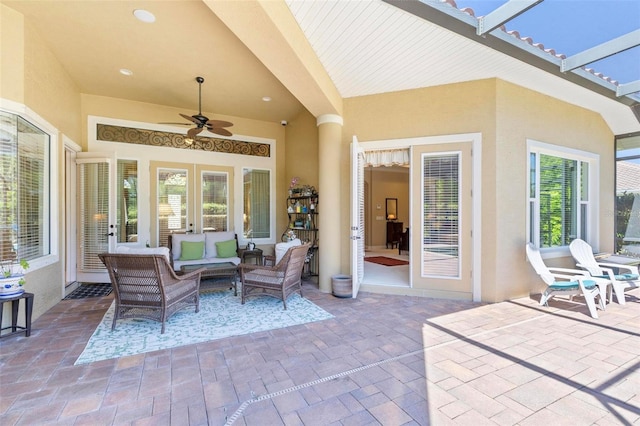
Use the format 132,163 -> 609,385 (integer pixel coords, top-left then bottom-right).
526,243 -> 604,318
569,239 -> 640,305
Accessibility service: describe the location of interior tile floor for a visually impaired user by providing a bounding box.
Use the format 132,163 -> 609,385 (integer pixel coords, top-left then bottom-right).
1,280 -> 639,425
363,248 -> 410,287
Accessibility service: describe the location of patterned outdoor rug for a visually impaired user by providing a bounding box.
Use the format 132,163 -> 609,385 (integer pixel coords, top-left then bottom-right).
75,289 -> 334,365
64,283 -> 112,299
365,256 -> 409,266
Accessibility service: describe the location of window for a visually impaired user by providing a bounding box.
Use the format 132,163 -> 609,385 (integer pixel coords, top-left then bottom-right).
528,141 -> 596,249
0,110 -> 51,262
243,168 -> 271,240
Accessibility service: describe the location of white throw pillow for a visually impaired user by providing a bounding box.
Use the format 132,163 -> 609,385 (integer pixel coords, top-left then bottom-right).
275,239 -> 302,264
116,246 -> 171,263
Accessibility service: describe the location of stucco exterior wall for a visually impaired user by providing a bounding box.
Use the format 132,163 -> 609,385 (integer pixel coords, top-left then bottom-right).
343,79 -> 497,298
342,78 -> 614,302
1,8 -> 82,320
493,80 -> 615,302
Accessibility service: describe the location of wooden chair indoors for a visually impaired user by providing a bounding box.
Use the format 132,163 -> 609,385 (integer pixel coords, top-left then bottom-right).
238,243 -> 311,309
99,253 -> 204,334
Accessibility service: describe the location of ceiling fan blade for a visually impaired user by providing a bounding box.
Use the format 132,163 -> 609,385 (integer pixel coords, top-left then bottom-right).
208,127 -> 233,137
206,119 -> 233,128
180,113 -> 201,125
187,127 -> 203,139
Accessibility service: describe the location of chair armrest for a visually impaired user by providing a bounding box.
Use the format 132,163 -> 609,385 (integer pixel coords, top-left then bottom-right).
547,267 -> 590,275
263,255 -> 276,267
238,263 -> 274,273
178,267 -> 207,281
551,272 -> 585,281
596,262 -> 639,275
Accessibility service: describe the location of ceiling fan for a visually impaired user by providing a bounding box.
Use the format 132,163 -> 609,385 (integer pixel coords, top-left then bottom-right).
167,76 -> 233,139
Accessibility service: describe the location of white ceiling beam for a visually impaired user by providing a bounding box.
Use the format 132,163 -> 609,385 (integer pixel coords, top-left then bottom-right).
562,29 -> 640,72
618,80 -> 640,97
477,0 -> 543,36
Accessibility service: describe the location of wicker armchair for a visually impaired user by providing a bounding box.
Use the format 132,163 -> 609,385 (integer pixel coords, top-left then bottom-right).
99,253 -> 204,333
238,243 -> 310,309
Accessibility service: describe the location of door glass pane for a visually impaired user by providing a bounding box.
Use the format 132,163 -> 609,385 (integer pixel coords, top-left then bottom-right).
202,172 -> 228,232
78,162 -> 109,270
117,160 -> 138,243
422,153 -> 459,278
243,168 -> 270,239
158,169 -> 187,247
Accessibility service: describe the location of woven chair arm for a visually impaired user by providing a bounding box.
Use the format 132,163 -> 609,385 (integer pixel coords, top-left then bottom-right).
178,267 -> 207,280
238,263 -> 275,273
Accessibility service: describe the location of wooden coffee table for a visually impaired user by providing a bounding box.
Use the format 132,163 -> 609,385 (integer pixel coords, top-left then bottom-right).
181,262 -> 238,295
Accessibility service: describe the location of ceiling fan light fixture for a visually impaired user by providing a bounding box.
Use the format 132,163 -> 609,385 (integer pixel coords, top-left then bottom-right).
133,9 -> 156,23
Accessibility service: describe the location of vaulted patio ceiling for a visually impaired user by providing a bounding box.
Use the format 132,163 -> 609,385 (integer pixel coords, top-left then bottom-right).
3,0 -> 639,135
284,0 -> 640,134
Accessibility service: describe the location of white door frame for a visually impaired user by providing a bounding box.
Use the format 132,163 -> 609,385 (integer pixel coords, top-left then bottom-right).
64,136 -> 81,287
353,133 -> 482,301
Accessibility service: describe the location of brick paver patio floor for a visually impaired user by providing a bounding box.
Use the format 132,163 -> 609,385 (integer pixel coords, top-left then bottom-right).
1,280 -> 638,425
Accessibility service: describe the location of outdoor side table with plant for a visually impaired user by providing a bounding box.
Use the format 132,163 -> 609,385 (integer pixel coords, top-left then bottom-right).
0,258 -> 29,298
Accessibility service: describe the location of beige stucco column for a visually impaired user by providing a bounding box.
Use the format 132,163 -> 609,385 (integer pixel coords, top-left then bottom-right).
317,114 -> 343,293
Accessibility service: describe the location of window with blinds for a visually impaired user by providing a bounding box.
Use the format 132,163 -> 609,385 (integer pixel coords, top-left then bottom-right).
0,112 -> 50,262
422,153 -> 460,278
243,168 -> 270,239
202,171 -> 228,232
528,142 -> 593,249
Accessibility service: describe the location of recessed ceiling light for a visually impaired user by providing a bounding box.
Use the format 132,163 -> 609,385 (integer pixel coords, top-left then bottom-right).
119,68 -> 133,76
133,9 -> 155,23
262,96 -> 272,102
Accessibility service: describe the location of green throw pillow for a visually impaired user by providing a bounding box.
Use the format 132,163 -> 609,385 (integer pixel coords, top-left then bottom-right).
179,241 -> 204,261
216,239 -> 237,258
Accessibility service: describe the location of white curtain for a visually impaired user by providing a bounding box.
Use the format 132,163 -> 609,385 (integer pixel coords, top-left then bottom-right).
364,149 -> 409,167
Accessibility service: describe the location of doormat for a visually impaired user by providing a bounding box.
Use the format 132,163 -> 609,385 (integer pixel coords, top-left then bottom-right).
64,283 -> 112,300
365,256 -> 409,266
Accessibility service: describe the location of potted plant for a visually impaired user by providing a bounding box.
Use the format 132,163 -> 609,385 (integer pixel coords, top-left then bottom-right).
0,258 -> 29,298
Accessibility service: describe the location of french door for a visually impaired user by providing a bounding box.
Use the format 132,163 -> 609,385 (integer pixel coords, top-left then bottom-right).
76,152 -> 116,282
350,136 -> 365,297
150,161 -> 233,247
411,143 -> 473,297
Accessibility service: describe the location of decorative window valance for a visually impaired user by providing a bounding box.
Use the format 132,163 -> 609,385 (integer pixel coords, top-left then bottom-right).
364,149 -> 409,167
96,124 -> 270,157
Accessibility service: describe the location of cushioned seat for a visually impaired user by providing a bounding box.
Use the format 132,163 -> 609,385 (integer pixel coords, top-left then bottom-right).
549,279 -> 597,291
570,239 -> 640,305
526,243 -> 604,319
239,243 -> 310,309
99,252 -> 204,333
